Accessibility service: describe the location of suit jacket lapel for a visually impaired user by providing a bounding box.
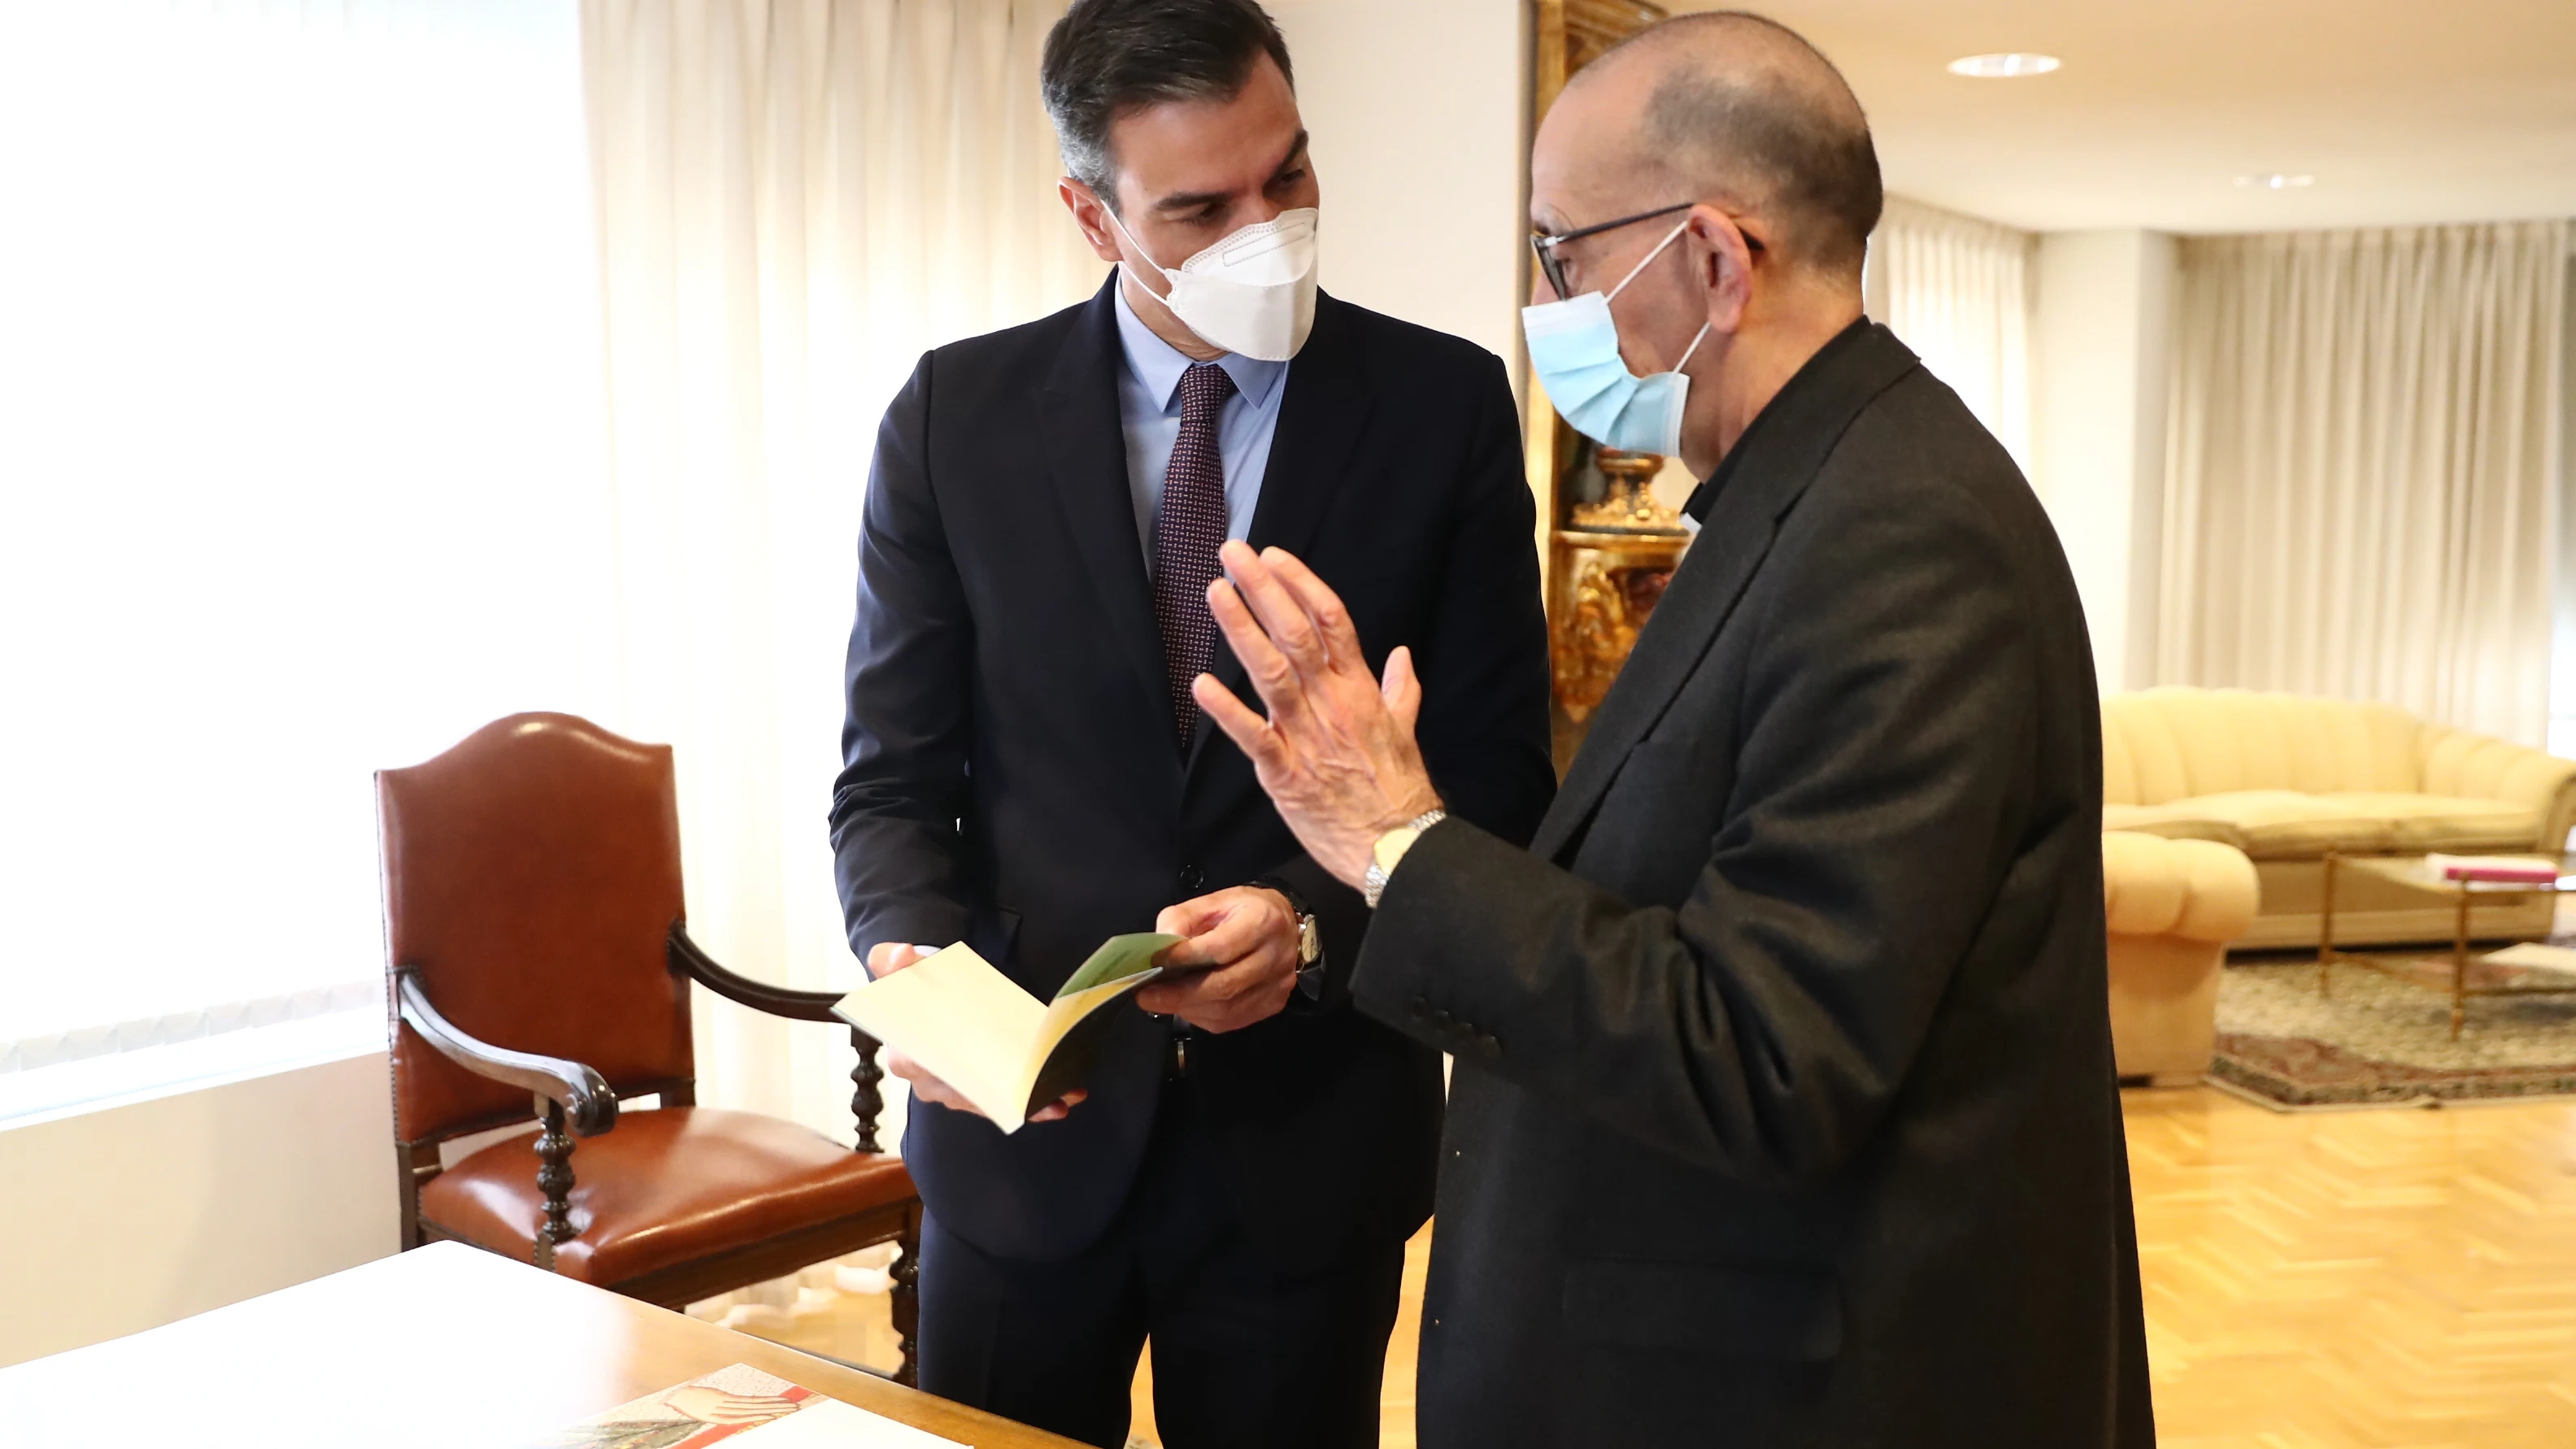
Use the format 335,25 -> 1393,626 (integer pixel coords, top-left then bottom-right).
1186,293 -> 1373,771
1531,324 -> 1923,861
1038,275 -> 1172,737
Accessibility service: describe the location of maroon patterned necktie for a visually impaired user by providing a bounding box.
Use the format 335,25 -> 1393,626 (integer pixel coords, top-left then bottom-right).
1152,361 -> 1237,749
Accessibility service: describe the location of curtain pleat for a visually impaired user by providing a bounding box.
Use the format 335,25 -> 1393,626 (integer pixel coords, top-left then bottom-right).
581,0 -> 1099,1137
1871,195 -> 2036,470
2160,222 -> 2568,745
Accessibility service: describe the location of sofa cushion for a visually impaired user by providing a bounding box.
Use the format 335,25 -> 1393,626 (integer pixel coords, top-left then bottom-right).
2313,793 -> 2540,853
2152,790 -> 2395,859
2102,803 -> 2246,850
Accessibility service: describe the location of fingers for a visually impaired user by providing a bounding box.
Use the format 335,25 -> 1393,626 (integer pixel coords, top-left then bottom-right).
1382,645 -> 1423,736
1161,892 -> 1276,969
1262,547 -> 1366,675
1155,890 -> 1234,943
865,942 -> 934,978
1135,899 -> 1296,1026
892,1046 -> 1088,1125
1028,1088 -> 1087,1124
1219,541 -> 1329,674
1193,671 -> 1283,769
1150,955 -> 1299,1033
886,1049 -> 981,1117
1206,577 -> 1308,727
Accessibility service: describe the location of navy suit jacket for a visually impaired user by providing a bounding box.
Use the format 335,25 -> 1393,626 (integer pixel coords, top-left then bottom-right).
829,275 -> 1555,1268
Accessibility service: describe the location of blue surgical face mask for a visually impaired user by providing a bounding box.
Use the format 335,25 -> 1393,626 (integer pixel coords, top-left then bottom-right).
1522,219 -> 1712,458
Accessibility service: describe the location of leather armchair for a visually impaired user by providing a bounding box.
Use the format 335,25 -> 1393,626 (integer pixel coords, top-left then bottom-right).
378,714 -> 920,1382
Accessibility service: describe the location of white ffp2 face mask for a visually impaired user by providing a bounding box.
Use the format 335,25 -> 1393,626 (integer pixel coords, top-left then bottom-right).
1521,218 -> 1711,458
1107,205 -> 1320,362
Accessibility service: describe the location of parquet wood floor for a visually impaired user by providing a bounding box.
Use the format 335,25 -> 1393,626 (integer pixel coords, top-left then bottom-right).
739,1087 -> 2576,1447
2126,1087 -> 2576,1449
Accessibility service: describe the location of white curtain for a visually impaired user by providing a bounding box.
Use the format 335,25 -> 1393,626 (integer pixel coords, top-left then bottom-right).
579,0 -> 1102,1140
2160,222 -> 2570,746
1867,195 -> 2035,468
0,2 -> 619,1083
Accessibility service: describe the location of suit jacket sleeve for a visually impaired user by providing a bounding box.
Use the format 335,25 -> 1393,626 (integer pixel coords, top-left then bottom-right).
1268,350 -> 1556,1007
829,353 -> 977,958
1351,476 -> 2033,1188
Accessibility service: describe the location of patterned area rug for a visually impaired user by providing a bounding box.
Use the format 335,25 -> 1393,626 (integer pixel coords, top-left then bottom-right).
2212,956 -> 2576,1108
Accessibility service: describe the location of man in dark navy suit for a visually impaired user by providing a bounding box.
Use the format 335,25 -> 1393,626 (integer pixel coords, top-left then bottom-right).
826,2 -> 1552,1445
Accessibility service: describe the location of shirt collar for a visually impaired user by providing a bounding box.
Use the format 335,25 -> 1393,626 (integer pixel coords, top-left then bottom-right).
1681,315 -> 1873,525
1113,276 -> 1289,413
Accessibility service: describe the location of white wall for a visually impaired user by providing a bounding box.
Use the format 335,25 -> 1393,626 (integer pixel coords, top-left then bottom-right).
0,2 -> 1540,1374
1271,0 -> 1528,370
0,1051 -> 397,1368
2031,229 -> 2177,694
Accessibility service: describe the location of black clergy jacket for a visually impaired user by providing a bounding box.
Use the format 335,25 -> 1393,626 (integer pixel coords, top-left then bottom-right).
1356,321 -> 2156,1447
829,273 -> 1555,1270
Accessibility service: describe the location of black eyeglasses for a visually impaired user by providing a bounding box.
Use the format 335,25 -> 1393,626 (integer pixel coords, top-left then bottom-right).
1530,201 -> 1763,299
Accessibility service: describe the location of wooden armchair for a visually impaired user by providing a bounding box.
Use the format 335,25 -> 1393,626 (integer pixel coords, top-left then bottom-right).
377,713 -> 920,1383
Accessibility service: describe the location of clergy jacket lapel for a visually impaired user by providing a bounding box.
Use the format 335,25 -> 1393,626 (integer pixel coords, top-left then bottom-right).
1186,292 -> 1373,773
1530,323 -> 1923,862
1036,275 -> 1175,757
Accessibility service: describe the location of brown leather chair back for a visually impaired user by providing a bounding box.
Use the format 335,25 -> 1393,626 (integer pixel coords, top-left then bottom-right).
379,714 -> 694,1144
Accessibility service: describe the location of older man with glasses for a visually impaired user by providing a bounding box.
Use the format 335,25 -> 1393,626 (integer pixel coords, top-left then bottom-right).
1190,11 -> 2153,1448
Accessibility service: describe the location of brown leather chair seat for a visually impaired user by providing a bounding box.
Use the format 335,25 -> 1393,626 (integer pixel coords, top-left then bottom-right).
420,1107 -> 915,1286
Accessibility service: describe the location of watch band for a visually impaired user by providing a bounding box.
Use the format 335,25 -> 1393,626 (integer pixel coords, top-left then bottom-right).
1249,875 -> 1327,1000
1363,808 -> 1448,910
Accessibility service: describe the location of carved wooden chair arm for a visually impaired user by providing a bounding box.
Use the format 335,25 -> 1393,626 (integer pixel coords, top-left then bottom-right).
664,921 -> 894,1155
667,922 -> 842,1021
394,969 -> 620,1137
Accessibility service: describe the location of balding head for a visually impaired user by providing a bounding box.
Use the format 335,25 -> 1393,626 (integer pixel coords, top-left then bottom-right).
1569,11 -> 1879,279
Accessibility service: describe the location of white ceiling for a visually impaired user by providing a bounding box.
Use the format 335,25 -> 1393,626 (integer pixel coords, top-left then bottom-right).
1672,0 -> 2576,233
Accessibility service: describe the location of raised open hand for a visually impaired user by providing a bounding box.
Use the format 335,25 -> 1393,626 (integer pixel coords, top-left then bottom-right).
1191,541 -> 1442,888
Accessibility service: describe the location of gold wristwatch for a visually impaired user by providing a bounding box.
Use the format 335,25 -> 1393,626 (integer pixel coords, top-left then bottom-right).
1363,808 -> 1447,910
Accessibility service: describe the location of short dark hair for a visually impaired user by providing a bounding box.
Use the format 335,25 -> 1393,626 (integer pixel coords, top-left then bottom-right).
1042,0 -> 1295,211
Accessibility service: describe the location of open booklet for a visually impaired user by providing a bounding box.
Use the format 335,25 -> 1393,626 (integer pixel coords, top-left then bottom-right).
530,1363 -> 963,1447
831,933 -> 1181,1134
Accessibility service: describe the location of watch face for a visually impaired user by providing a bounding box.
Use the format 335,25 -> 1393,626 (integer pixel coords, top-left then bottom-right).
1372,827 -> 1413,872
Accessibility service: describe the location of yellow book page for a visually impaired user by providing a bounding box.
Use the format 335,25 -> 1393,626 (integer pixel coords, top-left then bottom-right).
1007,970 -> 1157,1108
831,943 -> 1045,1131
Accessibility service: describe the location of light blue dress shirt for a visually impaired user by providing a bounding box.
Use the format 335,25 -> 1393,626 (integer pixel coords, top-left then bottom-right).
1113,278 -> 1289,573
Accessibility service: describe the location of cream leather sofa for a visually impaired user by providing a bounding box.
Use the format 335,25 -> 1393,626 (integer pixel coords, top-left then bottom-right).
2102,689 -> 2576,948
2104,831 -> 2259,1083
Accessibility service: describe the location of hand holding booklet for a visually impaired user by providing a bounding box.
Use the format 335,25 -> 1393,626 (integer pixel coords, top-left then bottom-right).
831,933 -> 1181,1134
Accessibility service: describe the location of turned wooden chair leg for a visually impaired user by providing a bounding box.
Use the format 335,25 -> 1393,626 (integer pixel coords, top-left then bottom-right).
850,1026 -> 886,1155
533,1095 -> 577,1272
891,1203 -> 922,1388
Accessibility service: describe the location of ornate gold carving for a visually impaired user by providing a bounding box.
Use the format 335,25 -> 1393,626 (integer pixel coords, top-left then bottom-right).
1564,0 -> 1670,72
1566,448 -> 1686,533
1532,0 -> 1676,768
1533,0 -> 1671,119
1549,533 -> 1688,727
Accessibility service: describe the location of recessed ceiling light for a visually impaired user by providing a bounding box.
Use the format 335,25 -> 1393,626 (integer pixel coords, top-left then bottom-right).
2234,173 -> 2317,189
1947,53 -> 2060,78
